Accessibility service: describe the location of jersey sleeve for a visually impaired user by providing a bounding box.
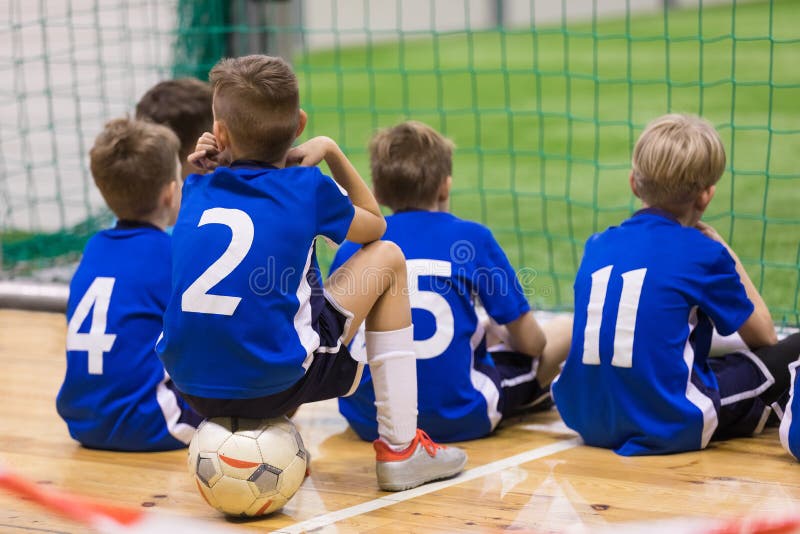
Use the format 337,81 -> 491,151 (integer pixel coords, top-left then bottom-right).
474,227 -> 531,325
316,172 -> 355,244
700,246 -> 754,336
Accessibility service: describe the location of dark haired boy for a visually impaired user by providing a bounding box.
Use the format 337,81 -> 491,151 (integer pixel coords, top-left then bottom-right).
136,77 -> 213,179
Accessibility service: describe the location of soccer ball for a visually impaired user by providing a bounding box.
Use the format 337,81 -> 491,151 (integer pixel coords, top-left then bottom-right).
188,416 -> 309,516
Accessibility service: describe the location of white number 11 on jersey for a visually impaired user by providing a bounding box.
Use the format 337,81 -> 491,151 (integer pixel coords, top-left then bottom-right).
582,266 -> 647,368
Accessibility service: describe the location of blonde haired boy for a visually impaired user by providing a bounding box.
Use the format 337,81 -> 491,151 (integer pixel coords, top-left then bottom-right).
156,56 -> 465,492
552,114 -> 800,455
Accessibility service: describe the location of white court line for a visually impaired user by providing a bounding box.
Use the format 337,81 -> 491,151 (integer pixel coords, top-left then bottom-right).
272,437 -> 582,534
518,419 -> 578,435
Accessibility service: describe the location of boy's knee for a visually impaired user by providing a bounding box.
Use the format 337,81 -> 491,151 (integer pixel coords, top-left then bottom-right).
362,240 -> 407,273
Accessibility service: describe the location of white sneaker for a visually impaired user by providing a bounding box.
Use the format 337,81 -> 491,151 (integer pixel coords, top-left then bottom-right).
373,429 -> 467,491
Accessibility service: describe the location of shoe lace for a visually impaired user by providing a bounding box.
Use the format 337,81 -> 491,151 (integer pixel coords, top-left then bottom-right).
416,429 -> 444,457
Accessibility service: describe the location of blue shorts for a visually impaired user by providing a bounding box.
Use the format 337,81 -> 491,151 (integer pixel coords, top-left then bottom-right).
183,294 -> 363,419
486,351 -> 551,418
164,379 -> 205,429
706,350 -> 774,440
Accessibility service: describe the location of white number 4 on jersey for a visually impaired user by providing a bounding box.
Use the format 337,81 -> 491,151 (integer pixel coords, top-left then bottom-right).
66,277 -> 117,375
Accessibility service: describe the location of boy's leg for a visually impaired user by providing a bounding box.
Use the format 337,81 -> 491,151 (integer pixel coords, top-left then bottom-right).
710,333 -> 800,441
709,352 -> 772,441
491,315 -> 573,419
325,241 -> 466,491
754,332 -> 800,405
491,351 -> 551,417
536,315 -> 573,387
326,241 -> 416,445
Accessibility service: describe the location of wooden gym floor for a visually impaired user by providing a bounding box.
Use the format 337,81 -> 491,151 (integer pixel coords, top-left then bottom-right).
1,309 -> 799,533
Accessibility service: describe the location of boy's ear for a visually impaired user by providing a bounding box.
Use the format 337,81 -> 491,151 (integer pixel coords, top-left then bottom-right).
214,120 -> 229,152
295,109 -> 308,139
629,171 -> 641,199
438,176 -> 452,202
162,178 -> 178,209
695,184 -> 716,213
162,177 -> 182,226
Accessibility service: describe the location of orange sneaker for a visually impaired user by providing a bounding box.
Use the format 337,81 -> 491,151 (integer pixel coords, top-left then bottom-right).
373,429 -> 467,491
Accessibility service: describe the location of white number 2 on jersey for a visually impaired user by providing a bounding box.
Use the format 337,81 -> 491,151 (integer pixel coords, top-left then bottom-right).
582,266 -> 647,368
181,208 -> 255,316
406,259 -> 455,359
66,277 -> 117,375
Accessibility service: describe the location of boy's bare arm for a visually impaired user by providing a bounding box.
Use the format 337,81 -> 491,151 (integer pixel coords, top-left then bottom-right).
504,312 -> 547,358
696,222 -> 777,349
288,136 -> 385,243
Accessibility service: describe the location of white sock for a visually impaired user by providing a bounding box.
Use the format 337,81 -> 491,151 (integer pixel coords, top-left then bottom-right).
366,326 -> 418,449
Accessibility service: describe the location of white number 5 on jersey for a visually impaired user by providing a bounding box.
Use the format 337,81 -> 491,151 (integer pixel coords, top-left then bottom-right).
407,259 -> 455,359
66,277 -> 117,375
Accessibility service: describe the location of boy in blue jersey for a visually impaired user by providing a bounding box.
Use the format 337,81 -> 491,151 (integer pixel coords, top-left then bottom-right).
330,121 -> 573,442
552,114 -> 800,455
57,118 -> 203,451
157,55 -> 466,491
780,360 -> 800,460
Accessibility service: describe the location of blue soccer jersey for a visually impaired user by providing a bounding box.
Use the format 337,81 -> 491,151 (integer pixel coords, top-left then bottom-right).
551,209 -> 754,455
780,360 -> 800,461
156,162 -> 354,399
331,211 -> 531,442
56,223 -> 198,451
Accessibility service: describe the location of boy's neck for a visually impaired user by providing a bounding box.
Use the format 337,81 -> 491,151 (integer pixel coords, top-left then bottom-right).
639,202 -> 698,227
121,210 -> 169,231
409,198 -> 450,213
432,199 -> 449,212
234,158 -> 288,169
229,149 -> 288,169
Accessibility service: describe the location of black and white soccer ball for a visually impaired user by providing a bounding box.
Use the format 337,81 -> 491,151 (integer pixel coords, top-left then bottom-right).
188,416 -> 309,516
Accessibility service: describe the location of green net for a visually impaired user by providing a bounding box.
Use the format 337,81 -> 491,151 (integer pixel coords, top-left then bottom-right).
2,0 -> 799,324
1,1 -> 174,273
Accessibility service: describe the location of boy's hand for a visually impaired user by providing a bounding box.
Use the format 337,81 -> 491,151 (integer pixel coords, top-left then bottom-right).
695,221 -> 726,246
286,136 -> 336,167
187,132 -> 231,171
696,221 -> 736,256
697,219 -> 740,267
